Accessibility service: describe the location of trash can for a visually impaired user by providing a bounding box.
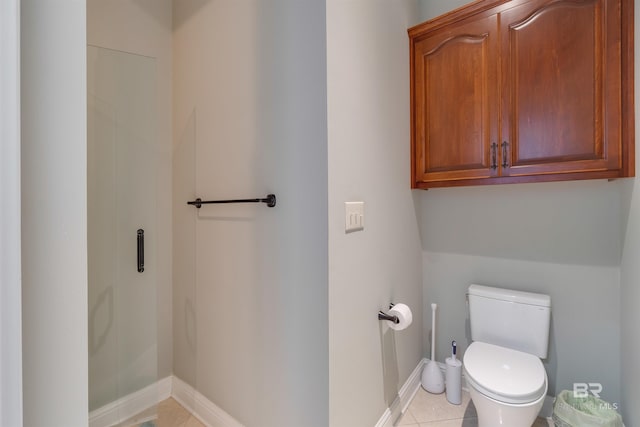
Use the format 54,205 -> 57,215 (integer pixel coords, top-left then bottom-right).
552,390 -> 623,427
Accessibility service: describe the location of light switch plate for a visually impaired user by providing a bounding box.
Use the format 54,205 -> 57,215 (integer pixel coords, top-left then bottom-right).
345,201 -> 364,233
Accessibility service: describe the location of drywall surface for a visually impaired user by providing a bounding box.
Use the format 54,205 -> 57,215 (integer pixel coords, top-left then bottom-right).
416,179 -> 623,267
418,0 -> 468,20
326,1 -> 424,425
423,252 -> 621,405
87,0 -> 174,383
172,1 -> 328,426
21,0 -> 88,425
620,0 -> 640,423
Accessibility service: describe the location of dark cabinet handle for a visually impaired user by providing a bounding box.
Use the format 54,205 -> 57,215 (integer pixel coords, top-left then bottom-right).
137,229 -> 144,273
501,141 -> 509,168
491,142 -> 498,170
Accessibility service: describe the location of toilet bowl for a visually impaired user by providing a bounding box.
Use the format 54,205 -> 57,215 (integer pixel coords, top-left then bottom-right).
464,342 -> 547,426
465,284 -> 551,427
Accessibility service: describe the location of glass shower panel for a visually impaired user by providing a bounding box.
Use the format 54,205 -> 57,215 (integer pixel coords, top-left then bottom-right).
88,45 -> 158,426
172,110 -> 198,409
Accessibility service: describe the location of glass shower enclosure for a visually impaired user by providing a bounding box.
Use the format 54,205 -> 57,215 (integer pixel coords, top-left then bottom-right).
88,45 -> 158,427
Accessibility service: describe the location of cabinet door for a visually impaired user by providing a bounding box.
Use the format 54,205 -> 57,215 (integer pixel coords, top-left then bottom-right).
500,0 -> 623,178
411,14 -> 499,187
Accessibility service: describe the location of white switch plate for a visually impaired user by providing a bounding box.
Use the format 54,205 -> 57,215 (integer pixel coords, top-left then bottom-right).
345,201 -> 364,233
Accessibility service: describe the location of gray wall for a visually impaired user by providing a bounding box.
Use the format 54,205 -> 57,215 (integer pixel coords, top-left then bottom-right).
422,251 -> 621,403
172,1 -> 328,426
620,0 -> 640,423
418,0 -> 629,409
21,0 -> 88,425
326,1 -> 425,425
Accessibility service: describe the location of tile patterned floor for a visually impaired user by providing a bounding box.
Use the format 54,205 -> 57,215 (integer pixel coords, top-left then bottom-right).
396,388 -> 552,427
136,398 -> 206,427
136,389 -> 551,427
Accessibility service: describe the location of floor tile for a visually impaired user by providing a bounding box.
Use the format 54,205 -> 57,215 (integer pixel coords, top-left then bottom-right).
408,389 -> 476,423
404,387 -> 552,427
156,398 -> 191,427
396,409 -> 418,425
183,415 -> 207,427
532,417 -> 553,427
418,419 -> 478,427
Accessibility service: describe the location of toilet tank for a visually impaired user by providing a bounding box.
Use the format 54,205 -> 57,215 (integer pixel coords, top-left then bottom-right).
468,284 -> 551,358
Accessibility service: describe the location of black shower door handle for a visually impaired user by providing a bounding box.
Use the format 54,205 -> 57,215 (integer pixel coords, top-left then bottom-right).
137,229 -> 144,273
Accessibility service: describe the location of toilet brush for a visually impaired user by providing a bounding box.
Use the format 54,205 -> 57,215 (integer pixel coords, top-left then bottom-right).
421,303 -> 445,393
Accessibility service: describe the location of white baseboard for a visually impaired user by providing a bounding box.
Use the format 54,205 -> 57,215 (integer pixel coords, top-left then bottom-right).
375,359 -> 424,427
91,366 -> 554,427
171,376 -> 244,427
89,377 -> 172,427
89,376 -> 243,427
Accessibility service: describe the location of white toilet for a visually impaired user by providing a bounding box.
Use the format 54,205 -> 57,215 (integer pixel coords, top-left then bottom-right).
464,284 -> 551,427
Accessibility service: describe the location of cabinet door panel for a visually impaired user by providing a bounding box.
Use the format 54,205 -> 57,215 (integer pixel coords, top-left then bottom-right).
412,14 -> 499,185
500,0 -> 622,176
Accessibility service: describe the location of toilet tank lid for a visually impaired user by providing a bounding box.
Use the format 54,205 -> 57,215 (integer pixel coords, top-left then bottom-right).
468,284 -> 551,307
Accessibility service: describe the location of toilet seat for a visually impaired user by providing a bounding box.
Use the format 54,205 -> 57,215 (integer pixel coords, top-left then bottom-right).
463,342 -> 547,405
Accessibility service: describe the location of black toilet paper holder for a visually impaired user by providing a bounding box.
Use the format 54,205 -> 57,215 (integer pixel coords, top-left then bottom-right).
378,303 -> 400,324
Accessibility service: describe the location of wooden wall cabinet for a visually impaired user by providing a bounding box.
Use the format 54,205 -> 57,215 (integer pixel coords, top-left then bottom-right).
409,0 -> 634,189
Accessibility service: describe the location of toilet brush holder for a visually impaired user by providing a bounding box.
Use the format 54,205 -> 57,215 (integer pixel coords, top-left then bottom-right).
422,303 -> 445,393
445,340 -> 462,404
445,356 -> 462,405
422,360 -> 445,394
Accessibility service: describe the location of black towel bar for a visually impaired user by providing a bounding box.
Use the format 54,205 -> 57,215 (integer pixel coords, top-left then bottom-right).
187,194 -> 276,209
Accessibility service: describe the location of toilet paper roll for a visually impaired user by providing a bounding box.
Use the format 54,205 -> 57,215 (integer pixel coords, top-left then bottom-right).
388,303 -> 413,331
445,357 -> 463,405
